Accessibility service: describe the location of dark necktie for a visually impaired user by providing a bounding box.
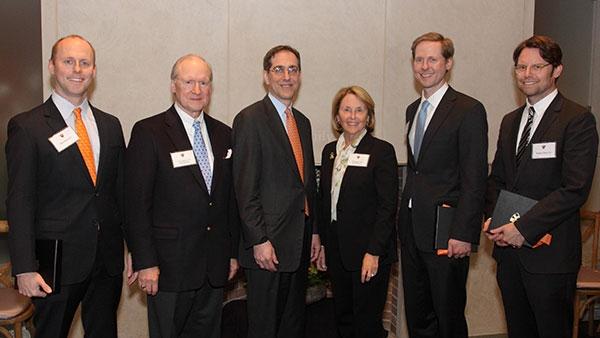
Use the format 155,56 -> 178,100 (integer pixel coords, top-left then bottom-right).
516,106 -> 535,166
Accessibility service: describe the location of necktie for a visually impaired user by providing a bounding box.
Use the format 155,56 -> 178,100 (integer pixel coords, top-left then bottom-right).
73,107 -> 97,186
285,107 -> 308,215
516,106 -> 535,166
413,100 -> 430,160
192,120 -> 212,192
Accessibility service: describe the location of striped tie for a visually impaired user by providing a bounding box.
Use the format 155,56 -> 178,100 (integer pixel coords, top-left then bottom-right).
285,107 -> 309,215
516,106 -> 535,166
73,107 -> 97,186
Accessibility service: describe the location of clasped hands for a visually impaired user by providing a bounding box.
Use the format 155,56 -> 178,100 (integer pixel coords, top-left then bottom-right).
483,218 -> 525,248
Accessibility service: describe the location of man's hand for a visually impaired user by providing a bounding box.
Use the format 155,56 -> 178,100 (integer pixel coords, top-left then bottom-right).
316,246 -> 327,271
483,218 -> 508,246
489,222 -> 525,248
361,253 -> 379,283
138,266 -> 160,296
253,240 -> 279,272
310,234 -> 321,263
16,272 -> 52,297
228,258 -> 239,280
447,239 -> 471,258
125,252 -> 138,286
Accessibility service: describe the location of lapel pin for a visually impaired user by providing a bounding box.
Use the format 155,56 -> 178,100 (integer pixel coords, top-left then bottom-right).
329,152 -> 335,160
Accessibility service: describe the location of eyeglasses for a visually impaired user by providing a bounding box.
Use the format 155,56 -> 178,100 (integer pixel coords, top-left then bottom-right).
177,79 -> 211,90
270,65 -> 300,76
514,63 -> 551,73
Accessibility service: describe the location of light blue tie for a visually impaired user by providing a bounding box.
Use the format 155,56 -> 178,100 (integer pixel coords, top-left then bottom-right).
192,120 -> 212,192
413,100 -> 430,160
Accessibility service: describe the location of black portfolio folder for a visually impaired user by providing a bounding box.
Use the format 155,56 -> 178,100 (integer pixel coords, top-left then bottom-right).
35,239 -> 62,294
435,206 -> 478,252
489,189 -> 537,231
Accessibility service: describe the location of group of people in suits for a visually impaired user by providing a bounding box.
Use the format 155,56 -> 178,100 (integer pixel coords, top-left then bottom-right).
4,31 -> 597,338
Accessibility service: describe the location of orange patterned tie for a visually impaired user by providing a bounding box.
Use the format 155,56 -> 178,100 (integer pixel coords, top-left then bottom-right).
73,108 -> 97,186
285,107 -> 309,215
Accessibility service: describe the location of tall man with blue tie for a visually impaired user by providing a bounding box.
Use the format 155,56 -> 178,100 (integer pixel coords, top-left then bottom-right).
485,35 -> 598,338
125,54 -> 239,338
398,32 -> 488,338
6,35 -> 126,338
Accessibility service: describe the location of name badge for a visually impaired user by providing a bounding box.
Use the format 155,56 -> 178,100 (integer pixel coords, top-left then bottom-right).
48,127 -> 79,152
171,150 -> 196,168
531,142 -> 556,159
348,153 -> 370,167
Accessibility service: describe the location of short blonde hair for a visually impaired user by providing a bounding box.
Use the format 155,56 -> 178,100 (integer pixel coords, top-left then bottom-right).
331,85 -> 375,134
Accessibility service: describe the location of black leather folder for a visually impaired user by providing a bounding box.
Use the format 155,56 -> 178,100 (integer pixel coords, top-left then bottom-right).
435,206 -> 478,252
489,189 -> 537,231
35,239 -> 62,294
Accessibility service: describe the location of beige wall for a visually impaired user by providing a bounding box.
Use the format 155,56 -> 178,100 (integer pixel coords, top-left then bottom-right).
41,1 -> 535,336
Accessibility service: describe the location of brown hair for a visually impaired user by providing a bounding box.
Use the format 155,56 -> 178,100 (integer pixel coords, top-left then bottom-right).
411,32 -> 454,60
263,45 -> 301,71
513,35 -> 562,67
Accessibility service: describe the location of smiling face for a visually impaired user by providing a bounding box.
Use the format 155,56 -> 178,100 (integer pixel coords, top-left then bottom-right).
336,93 -> 369,143
171,56 -> 213,118
48,37 -> 96,106
515,47 -> 562,105
412,40 -> 453,98
263,50 -> 301,106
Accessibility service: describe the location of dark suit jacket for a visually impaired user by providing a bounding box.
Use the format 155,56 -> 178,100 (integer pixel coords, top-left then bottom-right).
6,98 -> 125,284
399,86 -> 488,252
125,106 -> 239,291
485,93 -> 598,274
319,133 -> 399,270
232,95 -> 317,272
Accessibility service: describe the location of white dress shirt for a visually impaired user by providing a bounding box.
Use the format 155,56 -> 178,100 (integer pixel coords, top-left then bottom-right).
408,82 -> 449,153
330,129 -> 367,221
52,92 -> 100,170
174,103 -> 214,170
515,89 -> 558,151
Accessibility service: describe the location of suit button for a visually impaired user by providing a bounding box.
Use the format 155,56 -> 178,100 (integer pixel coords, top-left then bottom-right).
95,192 -> 100,197
209,202 -> 214,206
415,171 -> 419,175
206,226 -> 211,231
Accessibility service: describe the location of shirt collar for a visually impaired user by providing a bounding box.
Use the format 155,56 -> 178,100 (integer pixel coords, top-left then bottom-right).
268,93 -> 292,117
421,82 -> 449,109
336,128 -> 368,154
527,88 -> 558,114
174,102 -> 205,125
51,91 -> 91,120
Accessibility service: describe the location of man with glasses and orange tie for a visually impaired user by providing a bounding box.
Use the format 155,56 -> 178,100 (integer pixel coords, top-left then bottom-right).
6,35 -> 126,338
485,35 -> 598,338
125,54 -> 239,338
232,45 -> 321,338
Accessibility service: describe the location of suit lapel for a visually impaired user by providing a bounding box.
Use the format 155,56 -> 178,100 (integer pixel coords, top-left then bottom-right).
406,101 -> 419,167
43,99 -> 95,188
93,105 -> 109,188
505,108 -> 522,179
417,87 -> 457,162
204,114 -> 224,194
262,96 -> 303,182
163,106 -> 209,194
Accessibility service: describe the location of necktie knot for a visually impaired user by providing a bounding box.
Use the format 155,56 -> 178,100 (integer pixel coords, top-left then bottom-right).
73,107 -> 82,119
528,106 -> 535,119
